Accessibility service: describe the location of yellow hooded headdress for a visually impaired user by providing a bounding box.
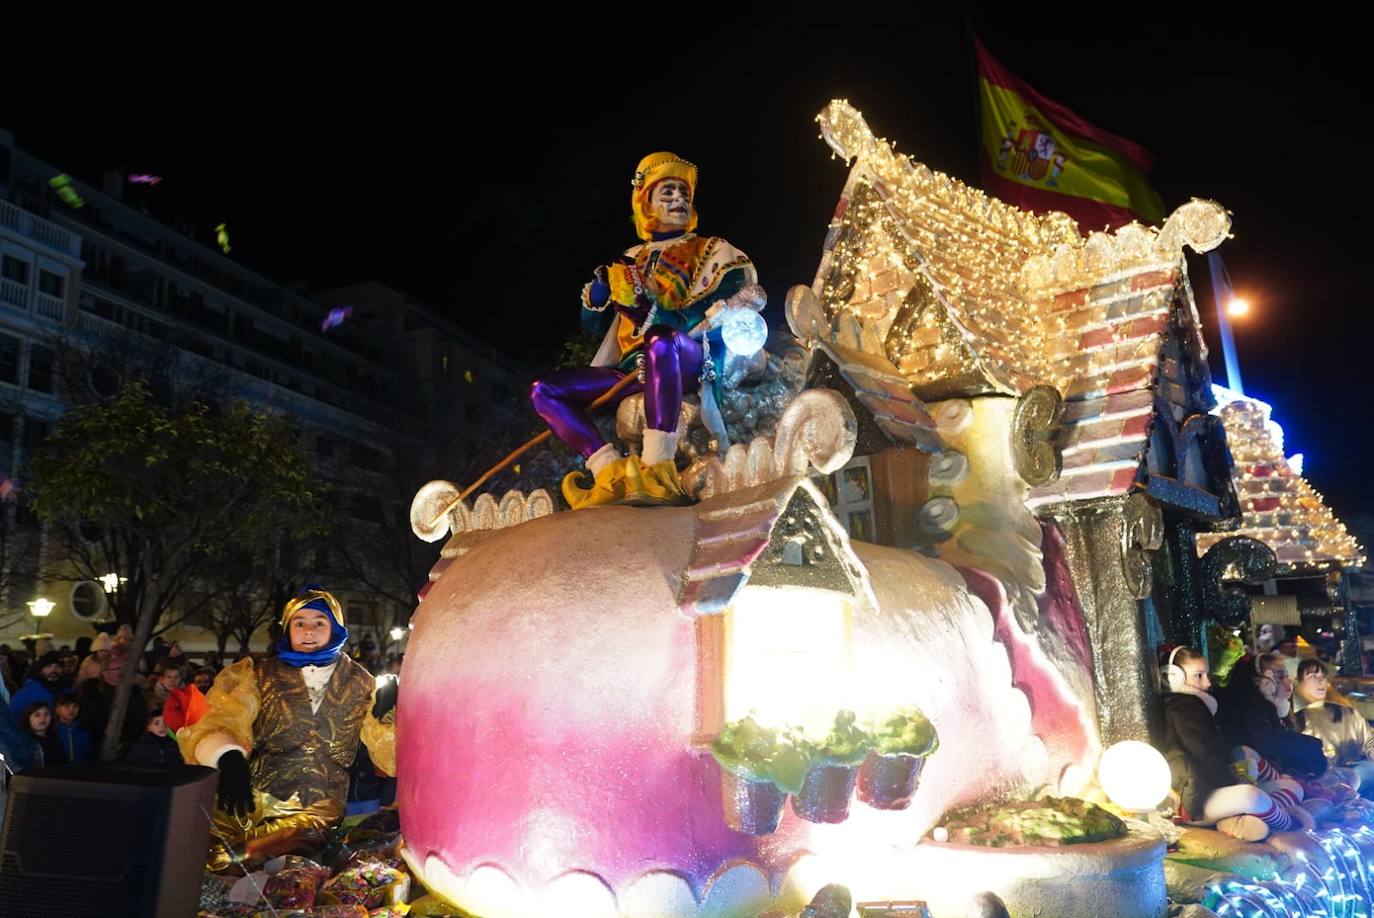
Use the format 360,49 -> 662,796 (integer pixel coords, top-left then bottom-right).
630,152 -> 698,241
280,587 -> 344,629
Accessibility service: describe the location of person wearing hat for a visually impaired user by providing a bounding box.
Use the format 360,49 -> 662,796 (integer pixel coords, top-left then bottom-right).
75,632 -> 113,688
178,587 -> 396,870
529,152 -> 758,509
8,651 -> 64,719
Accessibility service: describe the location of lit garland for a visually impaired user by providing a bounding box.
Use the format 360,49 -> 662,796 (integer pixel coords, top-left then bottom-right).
1197,394 -> 1364,573
1204,825 -> 1374,917
809,100 -> 1229,397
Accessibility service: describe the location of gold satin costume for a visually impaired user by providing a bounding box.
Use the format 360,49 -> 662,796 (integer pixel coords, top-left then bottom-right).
1296,700 -> 1374,766
178,654 -> 396,870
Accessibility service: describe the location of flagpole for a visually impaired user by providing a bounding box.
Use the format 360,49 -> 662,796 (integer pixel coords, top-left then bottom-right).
1206,252 -> 1244,395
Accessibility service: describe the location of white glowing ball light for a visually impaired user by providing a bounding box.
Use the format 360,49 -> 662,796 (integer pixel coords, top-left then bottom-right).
721,308 -> 768,357
1097,740 -> 1172,813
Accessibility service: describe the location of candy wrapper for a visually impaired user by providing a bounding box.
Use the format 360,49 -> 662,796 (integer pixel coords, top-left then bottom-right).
263,857 -> 329,909
321,861 -> 411,909
313,907 -> 371,917
369,908 -> 411,917
200,874 -> 235,913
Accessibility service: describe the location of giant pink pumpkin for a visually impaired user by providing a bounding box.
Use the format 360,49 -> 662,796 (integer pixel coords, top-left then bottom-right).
396,479 -> 1098,917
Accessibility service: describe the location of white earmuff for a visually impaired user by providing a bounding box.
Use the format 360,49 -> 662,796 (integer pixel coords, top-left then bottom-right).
1162,645 -> 1188,693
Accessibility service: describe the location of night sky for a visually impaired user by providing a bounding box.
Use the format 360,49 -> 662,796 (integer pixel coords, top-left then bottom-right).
5,14 -> 1371,520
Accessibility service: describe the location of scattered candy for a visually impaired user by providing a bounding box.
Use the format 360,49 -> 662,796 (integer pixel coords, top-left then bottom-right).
264,858 -> 329,909
215,222 -> 232,254
321,861 -> 409,909
321,306 -> 354,331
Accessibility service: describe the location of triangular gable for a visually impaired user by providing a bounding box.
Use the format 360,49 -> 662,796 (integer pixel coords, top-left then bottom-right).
677,476 -> 875,616
805,341 -> 939,454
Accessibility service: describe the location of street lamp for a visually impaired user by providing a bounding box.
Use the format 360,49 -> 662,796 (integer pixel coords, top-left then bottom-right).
389,626 -> 406,642
27,598 -> 55,619
99,572 -> 120,593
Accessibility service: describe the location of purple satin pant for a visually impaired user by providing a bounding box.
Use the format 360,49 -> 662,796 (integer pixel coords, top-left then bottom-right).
529,325 -> 703,458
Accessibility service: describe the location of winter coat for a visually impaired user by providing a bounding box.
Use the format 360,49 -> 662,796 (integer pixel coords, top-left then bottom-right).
122,732 -> 183,766
1161,693 -> 1240,818
29,730 -> 66,767
1216,679 -> 1327,777
55,721 -> 93,763
0,704 -> 38,773
79,679 -> 148,758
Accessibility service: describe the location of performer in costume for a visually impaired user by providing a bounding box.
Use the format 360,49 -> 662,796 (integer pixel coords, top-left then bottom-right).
529,152 -> 758,509
178,587 -> 396,870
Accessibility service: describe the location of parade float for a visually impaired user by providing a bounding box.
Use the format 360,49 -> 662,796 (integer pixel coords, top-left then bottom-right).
383,102 -> 1368,918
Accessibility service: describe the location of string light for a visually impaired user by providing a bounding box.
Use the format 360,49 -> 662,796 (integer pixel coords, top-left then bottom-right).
810,100 -> 1228,397
1197,394 -> 1364,573
1204,826 -> 1374,917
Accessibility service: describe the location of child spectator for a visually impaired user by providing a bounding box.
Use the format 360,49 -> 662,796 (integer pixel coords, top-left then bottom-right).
21,701 -> 66,767
123,710 -> 184,766
54,692 -> 93,763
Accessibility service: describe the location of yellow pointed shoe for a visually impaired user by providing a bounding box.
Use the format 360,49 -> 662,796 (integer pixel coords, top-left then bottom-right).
623,455 -> 695,507
561,458 -> 630,510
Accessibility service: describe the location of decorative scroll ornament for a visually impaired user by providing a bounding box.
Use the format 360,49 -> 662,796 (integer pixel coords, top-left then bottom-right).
683,388 -> 857,500
785,284 -> 827,343
410,484 -> 554,543
1199,536 -> 1278,626
1011,385 -> 1063,487
1121,493 -> 1165,600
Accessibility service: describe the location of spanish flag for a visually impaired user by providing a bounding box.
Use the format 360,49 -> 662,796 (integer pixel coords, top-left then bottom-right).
976,36 -> 1165,233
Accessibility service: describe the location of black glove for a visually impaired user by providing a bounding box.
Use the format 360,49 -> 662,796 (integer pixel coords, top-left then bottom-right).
373,676 -> 399,719
216,749 -> 253,818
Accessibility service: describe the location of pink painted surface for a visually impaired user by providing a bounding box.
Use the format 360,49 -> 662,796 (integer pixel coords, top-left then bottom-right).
398,504 -> 1100,901
956,525 -> 1098,783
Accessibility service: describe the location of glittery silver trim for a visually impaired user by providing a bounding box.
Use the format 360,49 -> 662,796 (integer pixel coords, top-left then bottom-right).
791,764 -> 859,823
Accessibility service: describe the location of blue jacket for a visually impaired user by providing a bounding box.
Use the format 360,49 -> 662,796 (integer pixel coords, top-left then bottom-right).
8,678 -> 55,720
0,702 -> 38,773
55,721 -> 93,763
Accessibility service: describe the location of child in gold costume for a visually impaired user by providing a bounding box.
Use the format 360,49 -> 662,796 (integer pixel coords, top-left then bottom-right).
178,587 -> 396,870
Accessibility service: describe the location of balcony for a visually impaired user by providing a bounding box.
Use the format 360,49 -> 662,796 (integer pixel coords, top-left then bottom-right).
0,200 -> 82,258
35,292 -> 66,322
0,277 -> 27,311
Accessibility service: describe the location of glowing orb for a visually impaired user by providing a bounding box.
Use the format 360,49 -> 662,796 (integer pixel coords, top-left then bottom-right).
722,308 -> 767,357
1226,297 -> 1250,318
1097,740 -> 1171,813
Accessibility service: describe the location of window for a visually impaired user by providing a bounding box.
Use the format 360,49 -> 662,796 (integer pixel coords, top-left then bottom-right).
0,412 -> 14,472
37,269 -> 64,298
2,255 -> 29,284
0,334 -> 20,384
69,581 -> 106,621
26,344 -> 54,393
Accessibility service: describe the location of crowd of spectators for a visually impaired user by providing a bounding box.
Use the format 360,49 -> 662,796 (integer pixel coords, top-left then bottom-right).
1,626 -> 402,779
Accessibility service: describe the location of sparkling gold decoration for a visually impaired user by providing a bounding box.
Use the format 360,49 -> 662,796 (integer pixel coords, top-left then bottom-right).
1196,398 -> 1364,573
1010,385 -> 1064,487
810,100 -> 1229,401
1121,493 -> 1165,600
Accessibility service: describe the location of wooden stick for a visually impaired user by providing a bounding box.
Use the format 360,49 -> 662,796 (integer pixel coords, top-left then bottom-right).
455,371 -> 641,502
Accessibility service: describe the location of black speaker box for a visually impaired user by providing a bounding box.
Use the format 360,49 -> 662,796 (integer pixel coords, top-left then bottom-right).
0,763 -> 216,917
